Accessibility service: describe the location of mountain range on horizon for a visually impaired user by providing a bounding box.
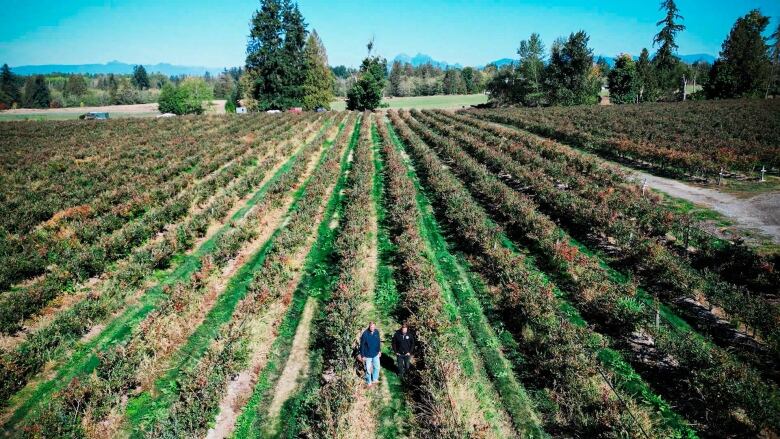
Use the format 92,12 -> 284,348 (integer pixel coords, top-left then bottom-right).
8,61 -> 227,77
9,52 -> 717,76
392,52 -> 716,69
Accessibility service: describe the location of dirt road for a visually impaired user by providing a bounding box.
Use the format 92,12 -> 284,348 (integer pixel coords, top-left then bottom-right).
628,170 -> 780,244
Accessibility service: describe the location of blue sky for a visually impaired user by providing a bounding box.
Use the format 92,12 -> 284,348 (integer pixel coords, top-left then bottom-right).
1,0 -> 778,68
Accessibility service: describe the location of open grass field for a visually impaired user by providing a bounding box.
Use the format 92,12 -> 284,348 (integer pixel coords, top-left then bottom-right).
329,93 -> 488,111
0,105 -> 778,438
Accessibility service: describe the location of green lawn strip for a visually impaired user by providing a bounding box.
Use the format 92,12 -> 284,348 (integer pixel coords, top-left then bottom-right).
370,123 -> 412,439
1,130 -> 315,433
386,120 -> 546,437
125,122 -> 336,433
230,123 -> 355,439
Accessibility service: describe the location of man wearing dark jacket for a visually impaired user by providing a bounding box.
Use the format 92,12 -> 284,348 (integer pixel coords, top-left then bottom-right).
360,321 -> 381,386
392,323 -> 415,379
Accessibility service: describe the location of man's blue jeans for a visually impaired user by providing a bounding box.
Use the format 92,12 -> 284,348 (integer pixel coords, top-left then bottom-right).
364,354 -> 380,384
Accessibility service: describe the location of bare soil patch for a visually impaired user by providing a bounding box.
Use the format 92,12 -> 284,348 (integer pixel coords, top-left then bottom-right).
629,170 -> 780,244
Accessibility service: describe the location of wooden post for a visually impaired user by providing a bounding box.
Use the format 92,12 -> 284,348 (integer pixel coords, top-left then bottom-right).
718,168 -> 724,186
760,166 -> 766,183
641,178 -> 648,195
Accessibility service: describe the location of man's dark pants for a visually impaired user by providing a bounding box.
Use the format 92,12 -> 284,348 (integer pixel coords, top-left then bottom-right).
396,354 -> 411,378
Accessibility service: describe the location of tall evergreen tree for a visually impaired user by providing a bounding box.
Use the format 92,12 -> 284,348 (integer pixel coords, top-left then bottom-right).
279,0 -> 307,107
0,64 -> 21,108
705,9 -> 771,99
608,54 -> 640,104
545,31 -> 600,106
652,0 -> 685,99
107,73 -> 119,104
517,33 -> 546,106
245,0 -> 286,110
346,42 -> 386,111
301,30 -> 334,110
769,23 -> 780,97
244,0 -> 308,110
132,65 -> 150,90
22,75 -> 50,108
388,60 -> 404,96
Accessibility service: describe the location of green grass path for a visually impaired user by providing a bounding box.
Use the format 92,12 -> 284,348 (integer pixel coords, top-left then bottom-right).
230,120 -> 356,439
384,120 -> 547,438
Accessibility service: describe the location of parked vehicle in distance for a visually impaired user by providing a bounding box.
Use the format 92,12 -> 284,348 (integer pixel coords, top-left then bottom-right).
79,112 -> 109,120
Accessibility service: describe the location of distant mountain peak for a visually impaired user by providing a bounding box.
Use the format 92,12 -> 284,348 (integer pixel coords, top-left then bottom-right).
392,53 -> 462,69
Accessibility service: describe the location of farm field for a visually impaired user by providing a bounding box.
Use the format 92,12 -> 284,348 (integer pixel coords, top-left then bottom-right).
329,93 -> 488,111
470,99 -> 780,181
0,95 -> 487,121
0,108 -> 778,438
0,100 -> 227,121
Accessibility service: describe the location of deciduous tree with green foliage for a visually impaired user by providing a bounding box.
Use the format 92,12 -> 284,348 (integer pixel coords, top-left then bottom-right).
64,74 -> 88,97
346,42 -> 386,111
442,68 -> 466,94
132,65 -> 150,90
636,48 -> 657,102
545,31 -> 600,105
301,30 -> 334,110
485,64 -> 521,105
516,32 -> 546,106
705,9 -> 771,99
608,54 -> 640,104
596,56 -> 611,81
22,75 -> 50,108
460,66 -> 483,94
158,77 -> 213,115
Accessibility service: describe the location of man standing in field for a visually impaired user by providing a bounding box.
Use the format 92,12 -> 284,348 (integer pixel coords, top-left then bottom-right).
360,321 -> 381,387
392,323 -> 415,379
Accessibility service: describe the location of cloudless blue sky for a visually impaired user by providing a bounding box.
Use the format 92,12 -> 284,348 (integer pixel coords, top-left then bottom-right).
1,0 -> 778,68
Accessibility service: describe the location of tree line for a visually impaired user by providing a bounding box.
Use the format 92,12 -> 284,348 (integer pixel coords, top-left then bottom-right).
0,64 -> 239,112
5,0 -> 778,113
387,62 -> 485,97
487,1 -> 780,107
